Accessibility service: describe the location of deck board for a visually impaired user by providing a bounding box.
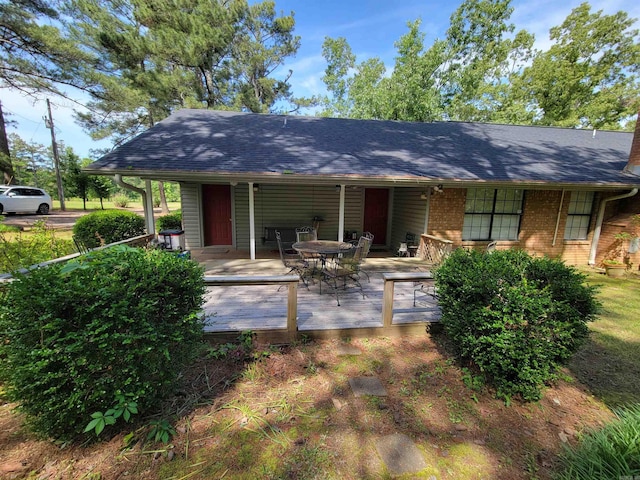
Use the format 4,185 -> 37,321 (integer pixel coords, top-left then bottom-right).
202,270 -> 440,333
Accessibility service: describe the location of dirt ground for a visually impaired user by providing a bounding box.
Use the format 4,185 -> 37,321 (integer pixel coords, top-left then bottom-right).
0,335 -> 613,480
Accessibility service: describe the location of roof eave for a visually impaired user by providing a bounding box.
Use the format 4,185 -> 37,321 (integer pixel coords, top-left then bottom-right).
82,167 -> 640,191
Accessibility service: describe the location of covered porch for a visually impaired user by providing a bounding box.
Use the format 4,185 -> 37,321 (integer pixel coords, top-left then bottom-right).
193,249 -> 442,342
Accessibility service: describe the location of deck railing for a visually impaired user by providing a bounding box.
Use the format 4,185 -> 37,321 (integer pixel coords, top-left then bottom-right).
203,275 -> 299,340
416,234 -> 454,266
381,272 -> 436,327
0,234 -> 154,282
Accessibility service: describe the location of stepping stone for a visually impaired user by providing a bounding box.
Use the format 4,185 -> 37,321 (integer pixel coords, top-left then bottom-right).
375,433 -> 427,476
336,344 -> 362,356
349,376 -> 387,396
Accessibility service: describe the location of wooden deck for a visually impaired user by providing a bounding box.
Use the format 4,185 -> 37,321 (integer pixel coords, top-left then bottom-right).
198,256 -> 440,341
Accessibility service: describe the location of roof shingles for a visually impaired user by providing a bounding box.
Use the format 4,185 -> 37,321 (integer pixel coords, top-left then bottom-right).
86,109 -> 639,187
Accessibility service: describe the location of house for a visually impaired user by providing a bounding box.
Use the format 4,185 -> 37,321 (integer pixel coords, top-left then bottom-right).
85,109 -> 640,267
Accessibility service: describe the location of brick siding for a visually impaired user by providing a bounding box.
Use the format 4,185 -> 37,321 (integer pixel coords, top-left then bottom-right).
427,187 -> 639,268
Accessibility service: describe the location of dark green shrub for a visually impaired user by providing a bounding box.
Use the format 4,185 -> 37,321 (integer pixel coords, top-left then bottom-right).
555,404 -> 640,479
157,210 -> 182,232
0,221 -> 76,273
0,245 -> 205,440
73,210 -> 146,248
435,248 -> 600,402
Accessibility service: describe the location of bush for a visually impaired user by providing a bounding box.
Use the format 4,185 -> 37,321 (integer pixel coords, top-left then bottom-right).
112,195 -> 129,208
0,246 -> 205,440
0,221 -> 76,273
435,249 -> 600,402
73,210 -> 146,248
157,210 -> 182,232
555,404 -> 640,479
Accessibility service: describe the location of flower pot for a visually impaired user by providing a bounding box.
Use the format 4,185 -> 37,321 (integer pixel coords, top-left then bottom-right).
604,263 -> 626,277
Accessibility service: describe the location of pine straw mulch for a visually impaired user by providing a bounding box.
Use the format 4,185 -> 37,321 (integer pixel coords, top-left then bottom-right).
0,333 -> 613,480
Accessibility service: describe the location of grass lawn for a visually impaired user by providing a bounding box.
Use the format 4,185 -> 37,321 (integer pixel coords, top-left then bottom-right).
0,268 -> 638,479
568,269 -> 640,408
52,198 -> 181,211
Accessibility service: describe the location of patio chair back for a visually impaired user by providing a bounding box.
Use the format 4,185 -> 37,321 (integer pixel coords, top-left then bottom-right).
296,226 -> 317,242
276,230 -> 298,266
358,233 -> 374,260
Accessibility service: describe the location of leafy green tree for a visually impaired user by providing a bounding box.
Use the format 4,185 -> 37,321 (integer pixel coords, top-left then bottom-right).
523,2 -> 640,129
439,0 -> 534,122
320,37 -> 356,117
88,173 -> 114,209
381,20 -> 445,122
61,147 -> 90,208
7,133 -> 53,189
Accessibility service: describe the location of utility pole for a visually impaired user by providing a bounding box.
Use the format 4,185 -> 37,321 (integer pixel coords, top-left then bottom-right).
45,98 -> 65,211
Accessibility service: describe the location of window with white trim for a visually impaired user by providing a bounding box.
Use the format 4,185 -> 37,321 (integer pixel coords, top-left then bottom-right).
564,191 -> 594,240
462,188 -> 524,241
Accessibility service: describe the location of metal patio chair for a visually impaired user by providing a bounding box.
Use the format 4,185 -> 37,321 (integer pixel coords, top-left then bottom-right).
413,277 -> 438,307
295,226 -> 318,242
276,230 -> 310,289
354,233 -> 374,282
320,245 -> 365,306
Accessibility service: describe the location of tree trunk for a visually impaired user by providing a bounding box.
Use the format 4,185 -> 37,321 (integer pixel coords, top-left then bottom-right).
158,181 -> 169,213
0,102 -> 15,185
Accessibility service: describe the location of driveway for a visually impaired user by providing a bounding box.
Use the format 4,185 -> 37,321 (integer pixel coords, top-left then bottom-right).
1,209 -> 92,231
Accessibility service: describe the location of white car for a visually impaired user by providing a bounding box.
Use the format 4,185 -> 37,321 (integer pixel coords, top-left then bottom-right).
0,185 -> 52,215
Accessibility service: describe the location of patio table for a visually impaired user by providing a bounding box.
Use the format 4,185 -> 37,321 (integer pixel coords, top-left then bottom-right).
292,240 -> 354,282
292,240 -> 354,256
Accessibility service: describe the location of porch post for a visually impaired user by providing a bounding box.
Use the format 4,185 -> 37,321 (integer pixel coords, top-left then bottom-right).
338,184 -> 345,241
144,180 -> 155,235
248,182 -> 256,260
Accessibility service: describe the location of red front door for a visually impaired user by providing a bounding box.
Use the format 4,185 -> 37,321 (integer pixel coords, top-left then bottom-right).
202,184 -> 232,246
363,188 -> 388,245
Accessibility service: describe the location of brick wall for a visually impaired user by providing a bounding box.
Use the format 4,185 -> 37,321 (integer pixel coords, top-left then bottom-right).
425,187 -> 639,266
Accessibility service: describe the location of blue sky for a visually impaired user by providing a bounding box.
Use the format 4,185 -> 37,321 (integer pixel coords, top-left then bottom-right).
3,0 -> 639,159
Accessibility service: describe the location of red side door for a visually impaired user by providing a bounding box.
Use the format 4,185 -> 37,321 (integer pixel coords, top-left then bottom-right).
202,184 -> 233,246
363,188 -> 388,245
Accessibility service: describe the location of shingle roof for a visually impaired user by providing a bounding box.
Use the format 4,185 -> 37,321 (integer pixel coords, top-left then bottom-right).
85,109 -> 639,188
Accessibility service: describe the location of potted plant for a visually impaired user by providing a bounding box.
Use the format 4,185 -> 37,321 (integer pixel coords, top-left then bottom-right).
603,258 -> 627,277
602,215 -> 640,277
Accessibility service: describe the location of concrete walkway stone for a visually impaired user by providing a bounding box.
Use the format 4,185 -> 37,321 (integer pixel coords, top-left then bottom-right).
349,376 -> 387,396
375,433 -> 427,475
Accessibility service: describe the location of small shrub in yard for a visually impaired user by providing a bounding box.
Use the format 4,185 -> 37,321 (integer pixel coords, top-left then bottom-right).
555,403 -> 640,479
0,245 -> 206,440
435,248 -> 600,402
157,210 -> 182,231
73,209 -> 146,248
112,195 -> 129,208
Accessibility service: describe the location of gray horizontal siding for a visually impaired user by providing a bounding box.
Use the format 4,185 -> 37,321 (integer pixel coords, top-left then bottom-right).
180,183 -> 202,249
390,188 -> 428,252
234,184 -> 365,250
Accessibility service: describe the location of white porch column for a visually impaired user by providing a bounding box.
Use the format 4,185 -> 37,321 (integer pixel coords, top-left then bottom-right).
144,180 -> 155,234
248,182 -> 256,260
338,184 -> 345,242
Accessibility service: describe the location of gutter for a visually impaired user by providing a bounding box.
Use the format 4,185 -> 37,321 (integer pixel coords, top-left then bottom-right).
588,188 -> 638,265
114,174 -> 155,235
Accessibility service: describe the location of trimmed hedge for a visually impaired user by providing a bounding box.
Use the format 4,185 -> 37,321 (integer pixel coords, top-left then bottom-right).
157,210 -> 182,232
73,210 -> 146,248
0,246 -> 205,440
435,248 -> 600,402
